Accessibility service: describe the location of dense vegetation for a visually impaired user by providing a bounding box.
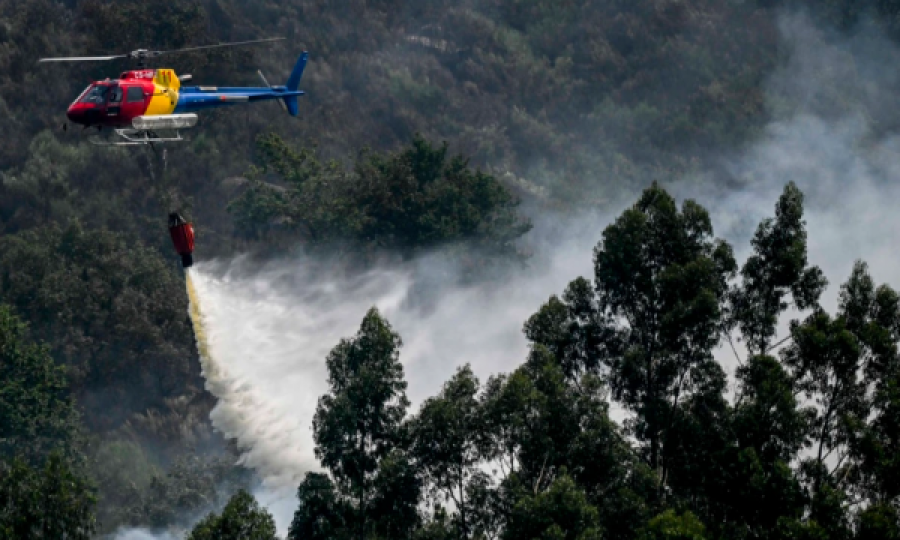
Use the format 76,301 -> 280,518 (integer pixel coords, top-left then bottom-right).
2,0 -> 900,537
187,181 -> 898,539
229,132 -> 532,262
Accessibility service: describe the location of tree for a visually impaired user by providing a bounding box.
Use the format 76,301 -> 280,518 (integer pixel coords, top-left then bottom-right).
289,473 -> 351,540
480,347 -> 584,496
781,261 -> 900,536
852,371 -> 900,509
0,305 -> 95,538
855,503 -> 900,540
638,509 -> 707,540
188,489 -> 277,540
0,452 -> 96,539
0,304 -> 81,464
413,506 -> 456,540
125,453 -> 253,532
721,355 -> 810,538
368,449 -> 422,538
523,277 -> 618,383
229,133 -> 532,261
411,364 -> 485,537
844,275 -> 900,509
728,182 -> 827,356
593,182 -> 736,494
479,345 -> 641,538
674,181 -> 822,539
0,223 -> 204,436
304,307 -> 418,539
503,474 -> 602,540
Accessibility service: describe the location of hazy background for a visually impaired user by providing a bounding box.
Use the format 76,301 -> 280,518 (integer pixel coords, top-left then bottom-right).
116,11 -> 900,537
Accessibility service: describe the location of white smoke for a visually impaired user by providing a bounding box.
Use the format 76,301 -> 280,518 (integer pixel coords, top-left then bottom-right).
185,228 -> 614,536
155,10 -> 900,539
107,528 -> 180,540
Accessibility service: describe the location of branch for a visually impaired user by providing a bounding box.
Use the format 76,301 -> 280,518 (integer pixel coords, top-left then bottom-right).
831,449 -> 850,480
726,333 -> 744,366
496,455 -> 509,478
533,454 -> 549,495
763,335 -> 792,355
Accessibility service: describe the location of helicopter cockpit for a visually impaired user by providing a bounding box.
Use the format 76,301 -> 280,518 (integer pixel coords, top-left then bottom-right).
78,84 -> 109,104
67,82 -> 126,125
77,83 -> 124,104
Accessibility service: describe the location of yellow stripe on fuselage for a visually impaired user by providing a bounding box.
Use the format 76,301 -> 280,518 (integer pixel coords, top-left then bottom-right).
144,68 -> 180,116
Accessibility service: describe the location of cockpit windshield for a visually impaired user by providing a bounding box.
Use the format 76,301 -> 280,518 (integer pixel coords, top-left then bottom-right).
72,85 -> 92,103
78,84 -> 110,104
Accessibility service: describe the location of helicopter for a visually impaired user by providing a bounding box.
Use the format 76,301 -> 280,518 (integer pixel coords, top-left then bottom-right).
38,38 -> 308,146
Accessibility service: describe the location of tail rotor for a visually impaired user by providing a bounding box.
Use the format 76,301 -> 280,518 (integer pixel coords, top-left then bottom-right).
257,70 -> 289,113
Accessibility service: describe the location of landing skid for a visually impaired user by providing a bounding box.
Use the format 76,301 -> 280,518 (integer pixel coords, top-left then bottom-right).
90,129 -> 186,146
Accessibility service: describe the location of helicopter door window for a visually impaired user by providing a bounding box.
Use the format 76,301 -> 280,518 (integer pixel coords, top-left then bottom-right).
126,87 -> 145,103
109,86 -> 123,104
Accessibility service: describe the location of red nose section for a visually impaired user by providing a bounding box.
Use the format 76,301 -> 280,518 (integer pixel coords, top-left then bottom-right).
66,108 -> 82,124
67,103 -> 91,125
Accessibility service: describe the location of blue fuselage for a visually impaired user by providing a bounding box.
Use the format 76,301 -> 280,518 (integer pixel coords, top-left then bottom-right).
174,86 -> 305,113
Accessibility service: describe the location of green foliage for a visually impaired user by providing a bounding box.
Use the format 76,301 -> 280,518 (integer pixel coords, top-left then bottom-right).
0,222 -> 207,437
368,449 -> 422,539
0,452 -> 97,539
313,307 -> 410,496
410,364 -> 485,537
0,304 -> 81,464
734,355 -> 810,465
81,0 -> 208,54
0,306 -> 96,538
188,489 -> 277,540
230,133 -> 532,261
478,345 -> 641,538
594,182 -> 737,481
303,307 -> 420,539
88,440 -> 161,531
511,182 -> 900,539
772,260 -> 900,539
276,182 -> 900,540
413,507 -> 455,540
503,475 -> 602,540
523,277 -> 613,382
853,373 -> 900,505
289,473 -> 350,540
730,182 -> 827,355
855,504 -> 900,540
3,0 -> 900,535
123,453 -> 253,532
638,509 -> 707,540
720,356 -> 809,537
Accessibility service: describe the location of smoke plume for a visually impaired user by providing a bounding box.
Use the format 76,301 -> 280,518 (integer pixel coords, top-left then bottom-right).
116,10 -> 900,538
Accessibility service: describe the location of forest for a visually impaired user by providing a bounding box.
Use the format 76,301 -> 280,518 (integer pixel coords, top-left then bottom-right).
1,0 -> 899,538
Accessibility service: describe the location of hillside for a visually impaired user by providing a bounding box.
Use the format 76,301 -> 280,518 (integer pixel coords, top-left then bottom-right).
2,0 -> 900,537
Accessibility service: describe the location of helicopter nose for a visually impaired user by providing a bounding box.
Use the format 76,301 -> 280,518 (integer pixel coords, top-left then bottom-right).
66,106 -> 86,125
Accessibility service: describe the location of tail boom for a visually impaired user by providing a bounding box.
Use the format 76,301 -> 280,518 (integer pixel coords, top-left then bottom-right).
169,52 -> 308,116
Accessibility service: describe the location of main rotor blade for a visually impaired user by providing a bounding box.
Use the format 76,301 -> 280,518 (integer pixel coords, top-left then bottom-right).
38,55 -> 128,63
36,37 -> 284,65
153,37 -> 286,56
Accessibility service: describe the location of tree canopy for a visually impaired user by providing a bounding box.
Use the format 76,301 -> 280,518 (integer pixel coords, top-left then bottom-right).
279,181 -> 900,539
0,305 -> 96,538
3,0 -> 900,536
